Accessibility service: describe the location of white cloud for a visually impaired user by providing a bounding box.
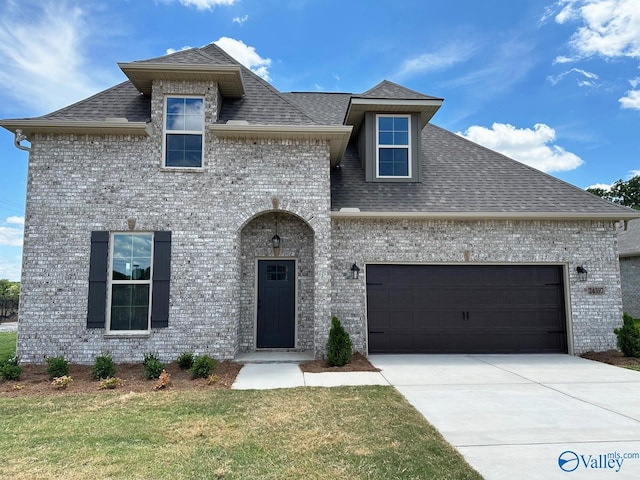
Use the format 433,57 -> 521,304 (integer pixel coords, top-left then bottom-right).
233,15 -> 249,25
395,42 -> 476,79
548,67 -> 599,86
554,0 -> 640,59
619,89 -> 640,109
586,182 -> 612,190
177,0 -> 237,10
0,1 -> 108,113
213,37 -> 272,81
6,216 -> 24,225
458,122 -> 584,172
0,256 -> 21,282
166,45 -> 194,55
629,169 -> 640,177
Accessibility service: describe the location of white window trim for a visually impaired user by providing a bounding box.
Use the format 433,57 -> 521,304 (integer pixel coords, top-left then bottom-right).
162,95 -> 205,169
106,232 -> 154,334
375,113 -> 412,179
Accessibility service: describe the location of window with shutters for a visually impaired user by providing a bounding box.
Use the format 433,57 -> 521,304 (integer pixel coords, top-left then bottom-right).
87,230 -> 171,331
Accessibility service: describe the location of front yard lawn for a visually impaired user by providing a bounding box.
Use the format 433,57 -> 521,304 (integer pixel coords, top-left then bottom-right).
0,331 -> 16,363
0,386 -> 482,479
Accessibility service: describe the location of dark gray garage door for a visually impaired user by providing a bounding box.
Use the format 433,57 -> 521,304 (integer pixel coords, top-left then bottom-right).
367,265 -> 567,354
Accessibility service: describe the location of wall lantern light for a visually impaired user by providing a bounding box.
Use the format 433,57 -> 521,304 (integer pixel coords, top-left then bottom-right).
576,265 -> 588,282
350,263 -> 360,280
272,215 -> 281,257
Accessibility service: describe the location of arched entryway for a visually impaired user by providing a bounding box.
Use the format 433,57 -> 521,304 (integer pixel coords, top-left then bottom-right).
238,211 -> 315,352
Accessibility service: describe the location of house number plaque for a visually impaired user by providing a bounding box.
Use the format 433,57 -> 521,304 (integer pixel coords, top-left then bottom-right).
587,287 -> 605,295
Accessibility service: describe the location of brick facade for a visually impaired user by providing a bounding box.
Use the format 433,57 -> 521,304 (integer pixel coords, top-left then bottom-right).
11,67 -> 630,363
17,80 -> 332,363
331,217 -> 623,354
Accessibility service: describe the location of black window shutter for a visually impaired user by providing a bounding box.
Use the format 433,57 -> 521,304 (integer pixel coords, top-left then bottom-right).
87,231 -> 109,328
151,231 -> 171,329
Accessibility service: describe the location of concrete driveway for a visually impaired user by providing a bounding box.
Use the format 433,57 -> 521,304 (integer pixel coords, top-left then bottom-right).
368,354 -> 640,480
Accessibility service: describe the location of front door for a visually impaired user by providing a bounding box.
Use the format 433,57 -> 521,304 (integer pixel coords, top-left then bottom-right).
257,260 -> 296,348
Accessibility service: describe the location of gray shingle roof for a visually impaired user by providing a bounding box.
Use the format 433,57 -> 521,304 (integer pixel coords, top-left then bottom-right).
619,219 -> 640,256
360,80 -> 443,101
330,123 -> 639,216
40,81 -> 151,122
282,92 -> 352,124
12,43 -> 316,126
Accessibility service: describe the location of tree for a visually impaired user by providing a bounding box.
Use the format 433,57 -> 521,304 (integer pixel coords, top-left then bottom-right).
0,280 -> 20,319
587,175 -> 640,210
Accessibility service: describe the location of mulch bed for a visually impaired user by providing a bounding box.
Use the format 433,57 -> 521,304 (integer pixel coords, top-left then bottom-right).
0,361 -> 242,398
299,352 -> 380,373
580,350 -> 640,367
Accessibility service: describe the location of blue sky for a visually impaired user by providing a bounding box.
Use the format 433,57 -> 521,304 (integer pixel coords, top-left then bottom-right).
0,0 -> 639,280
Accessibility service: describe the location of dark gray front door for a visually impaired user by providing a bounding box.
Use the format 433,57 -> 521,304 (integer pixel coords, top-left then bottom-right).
257,260 -> 295,348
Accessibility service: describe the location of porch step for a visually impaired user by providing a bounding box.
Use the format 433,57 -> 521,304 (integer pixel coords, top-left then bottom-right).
235,351 -> 315,364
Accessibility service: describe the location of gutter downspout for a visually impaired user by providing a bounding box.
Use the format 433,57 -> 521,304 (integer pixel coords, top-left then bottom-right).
14,129 -> 31,152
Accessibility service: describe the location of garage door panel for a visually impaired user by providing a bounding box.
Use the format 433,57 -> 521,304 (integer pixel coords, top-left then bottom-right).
366,265 -> 567,354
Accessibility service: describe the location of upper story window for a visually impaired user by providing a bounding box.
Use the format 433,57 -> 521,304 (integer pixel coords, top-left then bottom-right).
376,114 -> 411,178
164,97 -> 204,168
109,233 -> 153,331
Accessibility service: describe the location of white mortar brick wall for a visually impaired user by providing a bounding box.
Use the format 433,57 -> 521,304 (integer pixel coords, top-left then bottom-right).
17,80 -> 332,364
331,218 -> 623,354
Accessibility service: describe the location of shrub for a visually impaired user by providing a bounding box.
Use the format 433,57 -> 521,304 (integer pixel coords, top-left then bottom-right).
614,313 -> 640,358
190,355 -> 218,379
91,354 -> 116,380
143,352 -> 166,380
46,356 -> 70,380
176,352 -> 194,370
51,375 -> 73,390
326,316 -> 353,367
0,356 -> 22,381
99,377 -> 124,390
154,370 -> 172,390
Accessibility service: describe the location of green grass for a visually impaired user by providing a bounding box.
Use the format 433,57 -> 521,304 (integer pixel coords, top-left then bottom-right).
0,332 -> 16,362
0,386 -> 482,480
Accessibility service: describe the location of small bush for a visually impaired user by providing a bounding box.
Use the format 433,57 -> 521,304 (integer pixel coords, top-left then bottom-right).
98,377 -> 124,390
326,316 -> 353,367
91,354 -> 116,380
46,356 -> 70,380
190,355 -> 218,379
154,369 -> 172,390
207,374 -> 219,385
143,352 -> 166,380
176,352 -> 194,370
51,375 -> 73,390
614,313 -> 640,358
0,356 -> 22,381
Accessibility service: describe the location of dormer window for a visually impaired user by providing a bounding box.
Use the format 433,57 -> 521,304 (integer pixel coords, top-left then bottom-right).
164,96 -> 204,168
376,114 -> 410,178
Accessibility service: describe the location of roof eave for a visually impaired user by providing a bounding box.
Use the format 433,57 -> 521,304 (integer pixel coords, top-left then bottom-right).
0,119 -> 152,137
343,98 -> 443,135
210,124 -> 353,166
331,210 -> 640,221
118,63 -> 245,98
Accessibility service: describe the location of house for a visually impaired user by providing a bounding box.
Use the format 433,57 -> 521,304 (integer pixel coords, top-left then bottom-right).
618,219 -> 640,318
2,43 -> 639,364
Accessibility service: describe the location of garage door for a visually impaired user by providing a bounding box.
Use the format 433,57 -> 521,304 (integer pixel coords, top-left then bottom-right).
367,265 -> 567,354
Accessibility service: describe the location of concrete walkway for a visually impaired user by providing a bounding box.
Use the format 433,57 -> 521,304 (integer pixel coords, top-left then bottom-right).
0,321 -> 17,332
232,362 -> 388,389
233,354 -> 640,479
